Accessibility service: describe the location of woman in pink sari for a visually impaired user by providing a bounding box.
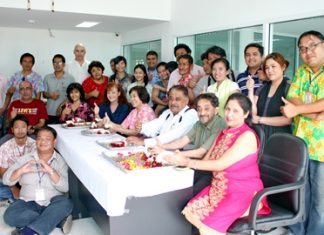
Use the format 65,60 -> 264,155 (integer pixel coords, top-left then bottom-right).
165,93 -> 271,235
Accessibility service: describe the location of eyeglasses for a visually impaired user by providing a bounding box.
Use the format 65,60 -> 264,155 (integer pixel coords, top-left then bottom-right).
53,61 -> 63,65
299,41 -> 323,54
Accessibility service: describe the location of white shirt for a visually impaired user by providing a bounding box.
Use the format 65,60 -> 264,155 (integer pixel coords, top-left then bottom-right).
65,60 -> 90,84
141,105 -> 198,145
167,64 -> 205,90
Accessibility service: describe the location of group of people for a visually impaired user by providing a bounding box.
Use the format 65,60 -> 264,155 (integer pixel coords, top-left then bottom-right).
0,30 -> 323,235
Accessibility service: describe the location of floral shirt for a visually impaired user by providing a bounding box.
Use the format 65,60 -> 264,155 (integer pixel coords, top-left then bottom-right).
287,64 -> 324,161
8,71 -> 44,101
121,103 -> 155,130
60,101 -> 94,122
0,137 -> 36,169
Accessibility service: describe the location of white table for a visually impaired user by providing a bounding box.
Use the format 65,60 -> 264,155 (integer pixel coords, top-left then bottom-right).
52,125 -> 194,235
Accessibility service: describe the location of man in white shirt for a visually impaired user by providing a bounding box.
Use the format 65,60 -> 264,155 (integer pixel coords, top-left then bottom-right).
167,44 -> 205,91
65,43 -> 89,84
127,85 -> 198,146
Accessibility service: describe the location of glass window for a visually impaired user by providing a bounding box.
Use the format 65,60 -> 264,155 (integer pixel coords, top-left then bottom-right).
177,25 -> 263,77
271,16 -> 324,79
123,40 -> 161,74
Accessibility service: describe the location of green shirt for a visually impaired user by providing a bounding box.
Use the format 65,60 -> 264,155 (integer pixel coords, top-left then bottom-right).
287,64 -> 324,161
186,115 -> 227,150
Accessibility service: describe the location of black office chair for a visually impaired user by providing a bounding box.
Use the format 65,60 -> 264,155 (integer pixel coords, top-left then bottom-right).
228,133 -> 309,235
250,124 -> 265,157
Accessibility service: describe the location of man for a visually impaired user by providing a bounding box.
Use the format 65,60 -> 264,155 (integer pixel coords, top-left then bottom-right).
146,50 -> 160,85
236,43 -> 264,96
127,85 -> 198,146
0,115 -> 36,203
3,126 -> 73,235
167,44 -> 205,90
4,80 -> 48,142
281,30 -> 324,235
151,93 -> 226,194
65,43 -> 89,84
0,53 -> 44,118
43,54 -> 75,124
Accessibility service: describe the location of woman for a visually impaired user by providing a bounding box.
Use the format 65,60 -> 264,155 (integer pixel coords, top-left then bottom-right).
82,61 -> 109,108
110,56 -> 132,94
126,64 -> 153,107
107,86 -> 155,136
59,83 -> 94,122
152,62 -> 169,116
207,58 -> 240,117
247,52 -> 292,141
94,82 -> 130,124
165,93 -> 271,235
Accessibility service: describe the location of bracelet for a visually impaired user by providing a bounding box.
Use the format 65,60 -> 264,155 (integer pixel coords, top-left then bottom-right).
48,169 -> 55,176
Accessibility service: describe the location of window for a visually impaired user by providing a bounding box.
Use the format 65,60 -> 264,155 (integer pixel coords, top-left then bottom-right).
123,40 -> 161,74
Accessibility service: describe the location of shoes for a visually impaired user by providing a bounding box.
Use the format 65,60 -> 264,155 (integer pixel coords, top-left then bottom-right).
0,198 -> 11,207
60,214 -> 73,234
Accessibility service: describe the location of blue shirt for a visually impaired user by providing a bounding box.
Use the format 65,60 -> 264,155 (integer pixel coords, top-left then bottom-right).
99,103 -> 130,124
147,67 -> 160,85
236,68 -> 262,96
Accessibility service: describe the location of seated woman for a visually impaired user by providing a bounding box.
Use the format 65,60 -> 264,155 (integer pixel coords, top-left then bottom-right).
59,83 -> 94,122
247,52 -> 292,141
126,64 -> 153,107
151,62 -> 169,117
107,86 -> 155,136
165,93 -> 271,235
94,82 -> 130,124
82,60 -> 109,108
207,58 -> 240,117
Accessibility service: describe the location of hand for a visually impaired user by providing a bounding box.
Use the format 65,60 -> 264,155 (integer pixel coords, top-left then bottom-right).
10,107 -> 17,119
188,76 -> 199,89
7,86 -> 16,95
281,97 -> 299,118
91,89 -> 99,98
252,115 -> 260,124
51,91 -> 60,100
246,76 -> 255,91
94,102 -> 99,115
135,119 -> 142,133
38,159 -> 55,175
19,160 -> 38,175
164,150 -> 189,166
126,136 -> 144,146
27,125 -> 35,135
62,103 -> 72,115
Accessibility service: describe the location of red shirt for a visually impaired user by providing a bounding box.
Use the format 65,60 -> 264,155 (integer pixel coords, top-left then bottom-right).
7,99 -> 48,126
82,76 -> 109,108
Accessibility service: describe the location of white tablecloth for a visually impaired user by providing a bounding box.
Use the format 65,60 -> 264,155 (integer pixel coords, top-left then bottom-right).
51,125 -> 194,216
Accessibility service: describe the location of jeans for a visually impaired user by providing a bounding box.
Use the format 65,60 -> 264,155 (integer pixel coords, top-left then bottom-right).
0,181 -> 14,200
289,160 -> 324,235
4,195 -> 73,235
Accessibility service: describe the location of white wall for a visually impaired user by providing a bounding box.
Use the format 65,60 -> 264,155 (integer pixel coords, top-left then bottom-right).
0,0 -> 171,20
0,27 -> 121,78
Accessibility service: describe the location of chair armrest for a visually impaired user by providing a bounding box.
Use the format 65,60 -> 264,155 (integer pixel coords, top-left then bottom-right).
248,177 -> 306,228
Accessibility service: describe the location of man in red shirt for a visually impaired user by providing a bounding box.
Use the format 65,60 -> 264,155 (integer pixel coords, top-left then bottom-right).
6,80 -> 48,137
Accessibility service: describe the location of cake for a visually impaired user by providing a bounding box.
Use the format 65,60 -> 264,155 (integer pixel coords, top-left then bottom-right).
115,152 -> 163,170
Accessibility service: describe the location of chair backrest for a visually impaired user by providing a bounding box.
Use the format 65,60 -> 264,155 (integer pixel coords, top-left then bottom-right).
250,124 -> 265,157
258,133 -> 308,212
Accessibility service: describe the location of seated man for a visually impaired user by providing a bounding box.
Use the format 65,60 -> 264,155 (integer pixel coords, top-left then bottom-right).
150,93 -> 227,194
0,115 -> 36,204
0,80 -> 48,145
127,85 -> 198,146
3,126 -> 73,235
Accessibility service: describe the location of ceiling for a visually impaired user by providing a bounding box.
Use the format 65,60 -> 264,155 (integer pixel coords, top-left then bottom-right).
0,7 -> 166,34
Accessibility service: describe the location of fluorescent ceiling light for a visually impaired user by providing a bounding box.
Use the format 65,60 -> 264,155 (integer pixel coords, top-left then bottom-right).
75,21 -> 100,28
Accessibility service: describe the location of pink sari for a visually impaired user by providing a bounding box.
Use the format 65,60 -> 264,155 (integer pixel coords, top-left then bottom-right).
183,123 -> 271,233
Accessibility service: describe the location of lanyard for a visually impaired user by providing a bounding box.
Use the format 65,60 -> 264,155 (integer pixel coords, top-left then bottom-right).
16,145 -> 26,157
35,158 -> 54,185
309,68 -> 324,86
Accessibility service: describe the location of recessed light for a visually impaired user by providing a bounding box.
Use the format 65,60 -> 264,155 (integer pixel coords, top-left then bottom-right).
28,19 -> 35,24
75,21 -> 100,28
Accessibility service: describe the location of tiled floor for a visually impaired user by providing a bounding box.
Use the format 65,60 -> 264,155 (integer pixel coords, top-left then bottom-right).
0,206 -> 104,235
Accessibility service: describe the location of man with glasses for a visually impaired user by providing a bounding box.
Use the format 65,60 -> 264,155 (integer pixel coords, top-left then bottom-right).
43,54 -> 75,124
281,30 -> 324,235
